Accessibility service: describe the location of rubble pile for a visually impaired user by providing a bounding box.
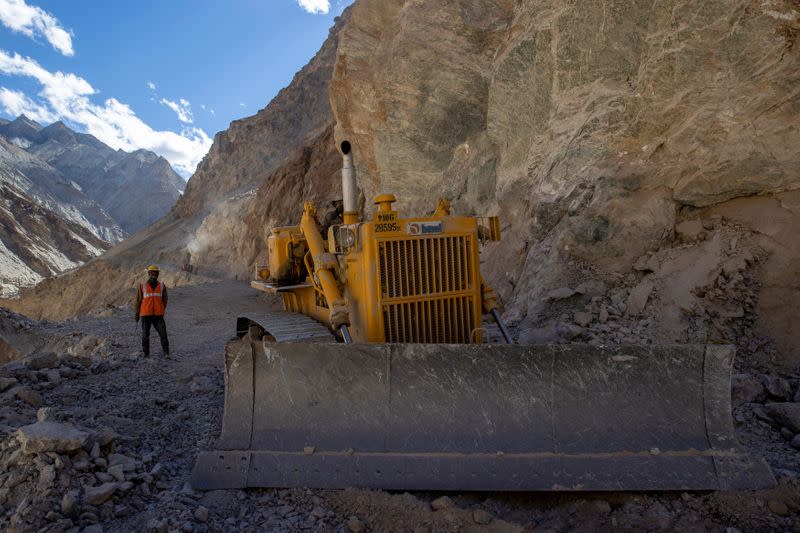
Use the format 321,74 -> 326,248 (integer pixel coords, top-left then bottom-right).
0,340 -> 141,531
0,414 -> 150,531
519,219 -> 772,370
732,371 -> 800,479
0,281 -> 799,531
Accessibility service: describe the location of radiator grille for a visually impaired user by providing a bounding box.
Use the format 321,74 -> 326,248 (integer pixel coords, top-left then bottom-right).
382,297 -> 475,343
378,236 -> 473,298
378,235 -> 476,343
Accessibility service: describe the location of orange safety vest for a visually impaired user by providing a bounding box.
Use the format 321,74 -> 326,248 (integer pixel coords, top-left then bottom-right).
139,281 -> 166,316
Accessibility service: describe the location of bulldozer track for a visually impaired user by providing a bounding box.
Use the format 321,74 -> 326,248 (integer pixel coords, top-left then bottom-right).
236,311 -> 335,343
240,311 -> 504,344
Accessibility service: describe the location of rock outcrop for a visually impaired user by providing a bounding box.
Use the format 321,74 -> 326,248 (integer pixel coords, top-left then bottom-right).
327,0 -> 800,363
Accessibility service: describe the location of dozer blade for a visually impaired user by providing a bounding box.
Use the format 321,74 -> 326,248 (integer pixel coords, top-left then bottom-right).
192,342 -> 775,491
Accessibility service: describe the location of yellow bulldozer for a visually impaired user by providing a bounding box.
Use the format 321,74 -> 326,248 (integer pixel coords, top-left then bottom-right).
192,141 -> 774,491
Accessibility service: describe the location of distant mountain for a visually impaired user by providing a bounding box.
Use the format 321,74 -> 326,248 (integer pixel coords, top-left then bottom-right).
0,116 -> 185,233
0,115 -> 186,296
0,136 -> 123,242
0,136 -> 121,296
0,115 -> 43,149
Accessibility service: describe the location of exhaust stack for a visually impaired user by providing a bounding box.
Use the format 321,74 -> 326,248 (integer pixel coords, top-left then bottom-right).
340,141 -> 359,224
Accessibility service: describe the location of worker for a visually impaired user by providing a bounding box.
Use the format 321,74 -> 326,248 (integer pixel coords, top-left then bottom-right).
135,265 -> 170,358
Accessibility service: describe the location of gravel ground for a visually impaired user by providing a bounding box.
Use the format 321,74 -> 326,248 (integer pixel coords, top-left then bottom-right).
1,280 -> 799,532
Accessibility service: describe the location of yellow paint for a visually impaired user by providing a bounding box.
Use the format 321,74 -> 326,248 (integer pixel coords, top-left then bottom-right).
260,196 -> 496,343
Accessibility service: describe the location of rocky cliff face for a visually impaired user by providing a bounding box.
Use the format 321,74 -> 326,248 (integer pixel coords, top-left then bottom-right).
7,1 -> 800,366
175,17 -> 342,221
328,0 -> 800,364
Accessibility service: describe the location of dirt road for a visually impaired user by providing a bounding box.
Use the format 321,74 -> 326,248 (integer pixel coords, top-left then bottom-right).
1,280 -> 799,531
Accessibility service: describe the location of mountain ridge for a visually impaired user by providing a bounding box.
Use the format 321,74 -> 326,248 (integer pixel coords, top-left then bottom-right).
0,115 -> 187,295
0,116 -> 186,233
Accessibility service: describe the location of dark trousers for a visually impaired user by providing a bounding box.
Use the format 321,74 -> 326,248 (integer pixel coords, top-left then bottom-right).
141,315 -> 169,356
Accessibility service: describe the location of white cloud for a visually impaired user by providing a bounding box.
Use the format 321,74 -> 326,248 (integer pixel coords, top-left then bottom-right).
297,0 -> 329,14
0,50 -> 211,176
159,97 -> 193,124
147,81 -> 156,90
239,102 -> 245,107
0,0 -> 73,56
0,87 -> 54,122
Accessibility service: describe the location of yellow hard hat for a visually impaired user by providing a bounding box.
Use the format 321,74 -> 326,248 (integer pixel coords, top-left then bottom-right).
146,265 -> 160,272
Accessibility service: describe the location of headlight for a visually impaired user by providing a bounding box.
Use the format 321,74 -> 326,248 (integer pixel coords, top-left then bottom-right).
338,228 -> 356,249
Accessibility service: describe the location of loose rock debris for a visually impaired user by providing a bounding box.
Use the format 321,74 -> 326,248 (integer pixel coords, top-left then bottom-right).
0,281 -> 798,531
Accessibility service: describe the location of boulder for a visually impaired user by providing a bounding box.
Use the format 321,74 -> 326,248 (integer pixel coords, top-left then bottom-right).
84,482 -> 117,505
473,509 -> 493,525
431,496 -> 456,510
0,377 -> 17,392
25,352 -> 58,370
108,453 -> 136,471
761,374 -> 793,401
37,463 -> 56,492
16,421 -> 89,454
768,499 -> 789,517
557,322 -> 584,340
69,336 -> 102,357
518,324 -> 559,344
633,254 -> 659,273
36,406 -> 58,422
14,387 -> 43,408
93,426 -> 119,447
43,369 -> 61,385
347,518 -> 365,533
675,220 -> 706,242
61,490 -> 78,516
762,403 -> 800,433
731,374 -> 766,405
95,472 -> 115,484
626,280 -> 654,316
545,287 -> 576,301
574,311 -> 593,327
194,506 -> 209,523
575,280 -> 606,297
107,464 -> 126,482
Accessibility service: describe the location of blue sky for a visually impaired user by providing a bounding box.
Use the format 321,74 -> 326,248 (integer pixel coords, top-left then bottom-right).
0,0 -> 351,176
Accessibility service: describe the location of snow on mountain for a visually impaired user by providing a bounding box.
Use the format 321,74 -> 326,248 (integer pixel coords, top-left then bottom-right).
21,119 -> 186,233
0,115 -> 188,296
0,175 -> 112,297
0,136 -> 124,243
